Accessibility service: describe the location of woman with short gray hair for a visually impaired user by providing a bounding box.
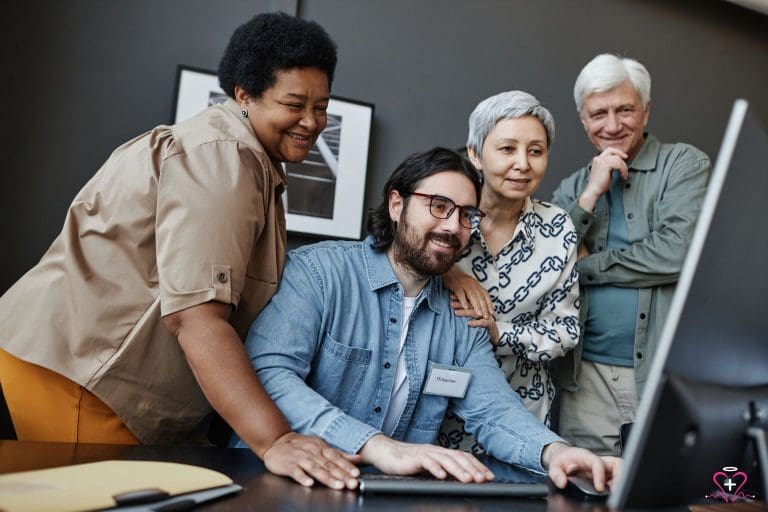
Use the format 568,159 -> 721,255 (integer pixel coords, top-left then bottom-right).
439,91 -> 580,453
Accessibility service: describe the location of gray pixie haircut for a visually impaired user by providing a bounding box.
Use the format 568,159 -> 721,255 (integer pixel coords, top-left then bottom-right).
466,90 -> 556,156
573,53 -> 651,113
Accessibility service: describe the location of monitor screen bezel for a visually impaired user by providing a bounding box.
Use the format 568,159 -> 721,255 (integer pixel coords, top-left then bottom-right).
607,99 -> 750,508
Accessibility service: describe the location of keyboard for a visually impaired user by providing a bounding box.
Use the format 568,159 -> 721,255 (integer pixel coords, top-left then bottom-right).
357,473 -> 549,496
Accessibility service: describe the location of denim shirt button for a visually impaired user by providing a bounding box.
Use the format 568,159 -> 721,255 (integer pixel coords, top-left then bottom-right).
389,317 -> 397,323
383,362 -> 391,369
374,406 -> 382,413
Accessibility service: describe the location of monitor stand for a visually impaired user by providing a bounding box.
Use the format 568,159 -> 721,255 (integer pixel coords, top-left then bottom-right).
747,426 -> 768,504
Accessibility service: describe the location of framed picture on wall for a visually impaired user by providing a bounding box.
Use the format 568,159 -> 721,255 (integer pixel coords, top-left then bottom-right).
171,65 -> 374,240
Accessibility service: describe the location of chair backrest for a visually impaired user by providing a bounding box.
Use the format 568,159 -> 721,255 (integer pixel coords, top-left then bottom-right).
0,382 -> 17,440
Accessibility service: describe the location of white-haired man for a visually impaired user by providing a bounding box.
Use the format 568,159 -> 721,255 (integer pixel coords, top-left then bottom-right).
552,54 -> 711,455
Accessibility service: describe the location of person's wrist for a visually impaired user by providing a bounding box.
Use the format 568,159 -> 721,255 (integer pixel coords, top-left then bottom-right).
541,441 -> 570,470
261,431 -> 294,459
578,188 -> 601,212
360,433 -> 389,464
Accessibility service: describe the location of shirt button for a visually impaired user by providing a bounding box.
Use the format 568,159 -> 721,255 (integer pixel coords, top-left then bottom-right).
625,183 -> 631,189
586,275 -> 594,281
384,362 -> 391,369
390,317 -> 397,324
627,213 -> 634,220
582,219 -> 589,225
374,406 -> 382,413
217,272 -> 228,283
636,352 -> 643,359
639,313 -> 647,320
597,246 -> 603,251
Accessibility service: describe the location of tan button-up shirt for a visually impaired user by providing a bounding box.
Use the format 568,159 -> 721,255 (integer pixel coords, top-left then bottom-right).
0,99 -> 287,444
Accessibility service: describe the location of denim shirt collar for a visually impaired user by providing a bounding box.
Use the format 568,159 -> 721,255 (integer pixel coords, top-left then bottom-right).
362,236 -> 443,315
629,132 -> 660,172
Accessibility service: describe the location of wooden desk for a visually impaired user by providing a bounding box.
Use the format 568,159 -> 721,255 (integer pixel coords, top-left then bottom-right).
0,440 -> 672,512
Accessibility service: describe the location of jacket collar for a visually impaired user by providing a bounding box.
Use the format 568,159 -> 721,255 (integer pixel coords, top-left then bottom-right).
629,132 -> 660,172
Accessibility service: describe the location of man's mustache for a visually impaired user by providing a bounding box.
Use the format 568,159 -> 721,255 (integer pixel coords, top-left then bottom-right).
427,232 -> 461,249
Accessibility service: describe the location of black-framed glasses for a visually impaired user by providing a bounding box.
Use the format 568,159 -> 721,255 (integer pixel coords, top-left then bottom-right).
409,192 -> 486,229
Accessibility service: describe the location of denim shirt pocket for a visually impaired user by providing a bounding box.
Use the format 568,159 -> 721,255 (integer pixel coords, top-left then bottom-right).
408,360 -> 451,442
309,331 -> 372,412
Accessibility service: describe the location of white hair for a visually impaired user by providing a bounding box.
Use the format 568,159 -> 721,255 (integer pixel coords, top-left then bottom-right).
466,90 -> 555,156
573,54 -> 651,113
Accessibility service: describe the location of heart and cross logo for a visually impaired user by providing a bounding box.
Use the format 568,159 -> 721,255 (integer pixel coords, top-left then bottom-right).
706,466 -> 756,503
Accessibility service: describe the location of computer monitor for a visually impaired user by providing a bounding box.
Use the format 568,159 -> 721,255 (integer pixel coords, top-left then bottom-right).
608,99 -> 768,508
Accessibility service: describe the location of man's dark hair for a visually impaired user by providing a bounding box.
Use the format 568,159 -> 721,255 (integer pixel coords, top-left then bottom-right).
367,147 -> 482,250
218,12 -> 337,99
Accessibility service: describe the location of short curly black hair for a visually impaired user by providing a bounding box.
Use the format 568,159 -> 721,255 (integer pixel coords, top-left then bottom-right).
218,12 -> 337,99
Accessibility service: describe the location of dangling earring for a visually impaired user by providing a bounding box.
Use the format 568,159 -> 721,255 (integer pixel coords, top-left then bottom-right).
240,108 -> 248,118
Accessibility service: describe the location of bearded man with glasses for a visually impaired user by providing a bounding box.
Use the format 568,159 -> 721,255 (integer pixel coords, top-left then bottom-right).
231,147 -> 620,491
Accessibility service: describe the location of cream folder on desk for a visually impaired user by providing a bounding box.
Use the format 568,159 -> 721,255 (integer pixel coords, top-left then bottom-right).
0,460 -> 236,512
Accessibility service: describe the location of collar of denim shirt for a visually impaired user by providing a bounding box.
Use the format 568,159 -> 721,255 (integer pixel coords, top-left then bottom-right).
362,236 -> 445,315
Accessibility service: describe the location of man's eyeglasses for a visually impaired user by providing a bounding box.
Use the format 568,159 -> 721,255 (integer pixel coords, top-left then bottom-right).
408,192 -> 486,229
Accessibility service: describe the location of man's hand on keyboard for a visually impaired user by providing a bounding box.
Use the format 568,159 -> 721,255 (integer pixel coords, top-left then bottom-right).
360,434 -> 495,483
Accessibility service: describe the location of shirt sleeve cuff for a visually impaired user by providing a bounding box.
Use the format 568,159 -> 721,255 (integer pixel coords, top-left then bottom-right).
320,414 -> 381,454
568,203 -> 595,243
522,430 -> 566,475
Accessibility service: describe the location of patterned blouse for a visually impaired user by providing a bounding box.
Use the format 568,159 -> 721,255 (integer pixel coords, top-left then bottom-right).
439,197 -> 580,453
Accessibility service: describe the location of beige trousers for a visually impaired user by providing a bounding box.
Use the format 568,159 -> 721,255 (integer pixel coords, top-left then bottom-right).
558,359 -> 638,456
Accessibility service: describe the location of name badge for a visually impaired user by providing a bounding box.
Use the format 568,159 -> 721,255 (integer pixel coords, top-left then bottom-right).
423,364 -> 472,398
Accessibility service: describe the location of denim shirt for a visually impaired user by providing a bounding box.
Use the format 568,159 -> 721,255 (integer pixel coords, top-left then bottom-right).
231,237 -> 562,474
551,133 -> 710,395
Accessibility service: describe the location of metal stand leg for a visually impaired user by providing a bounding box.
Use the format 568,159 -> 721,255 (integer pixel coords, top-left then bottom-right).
747,426 -> 768,504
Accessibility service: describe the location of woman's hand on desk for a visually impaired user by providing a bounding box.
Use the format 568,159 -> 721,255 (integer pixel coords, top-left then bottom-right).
263,432 -> 362,490
359,434 -> 495,483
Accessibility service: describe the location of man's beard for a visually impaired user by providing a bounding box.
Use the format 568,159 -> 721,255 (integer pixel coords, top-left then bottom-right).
391,216 -> 464,277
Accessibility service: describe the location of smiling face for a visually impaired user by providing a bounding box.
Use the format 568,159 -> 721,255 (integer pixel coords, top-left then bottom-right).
472,116 -> 548,207
237,66 -> 330,164
580,80 -> 650,161
389,171 -> 476,277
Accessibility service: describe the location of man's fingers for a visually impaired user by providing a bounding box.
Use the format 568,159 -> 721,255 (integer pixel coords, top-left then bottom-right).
420,453 -> 448,480
431,452 -> 473,482
463,453 -> 495,480
451,451 -> 494,481
549,465 -> 567,488
590,458 -> 607,492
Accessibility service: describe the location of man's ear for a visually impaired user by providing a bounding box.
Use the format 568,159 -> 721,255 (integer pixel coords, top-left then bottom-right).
388,190 -> 404,223
642,101 -> 651,128
467,147 -> 482,170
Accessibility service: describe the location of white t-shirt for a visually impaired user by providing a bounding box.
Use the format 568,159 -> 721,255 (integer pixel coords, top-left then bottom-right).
381,295 -> 418,436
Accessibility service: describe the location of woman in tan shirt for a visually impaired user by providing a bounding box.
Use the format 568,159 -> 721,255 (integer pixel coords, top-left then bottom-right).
0,12 -> 360,490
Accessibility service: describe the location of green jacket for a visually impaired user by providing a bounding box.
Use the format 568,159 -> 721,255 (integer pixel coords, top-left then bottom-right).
551,134 -> 710,396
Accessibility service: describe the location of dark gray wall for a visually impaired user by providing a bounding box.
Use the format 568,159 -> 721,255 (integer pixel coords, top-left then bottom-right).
2,0 -> 767,292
